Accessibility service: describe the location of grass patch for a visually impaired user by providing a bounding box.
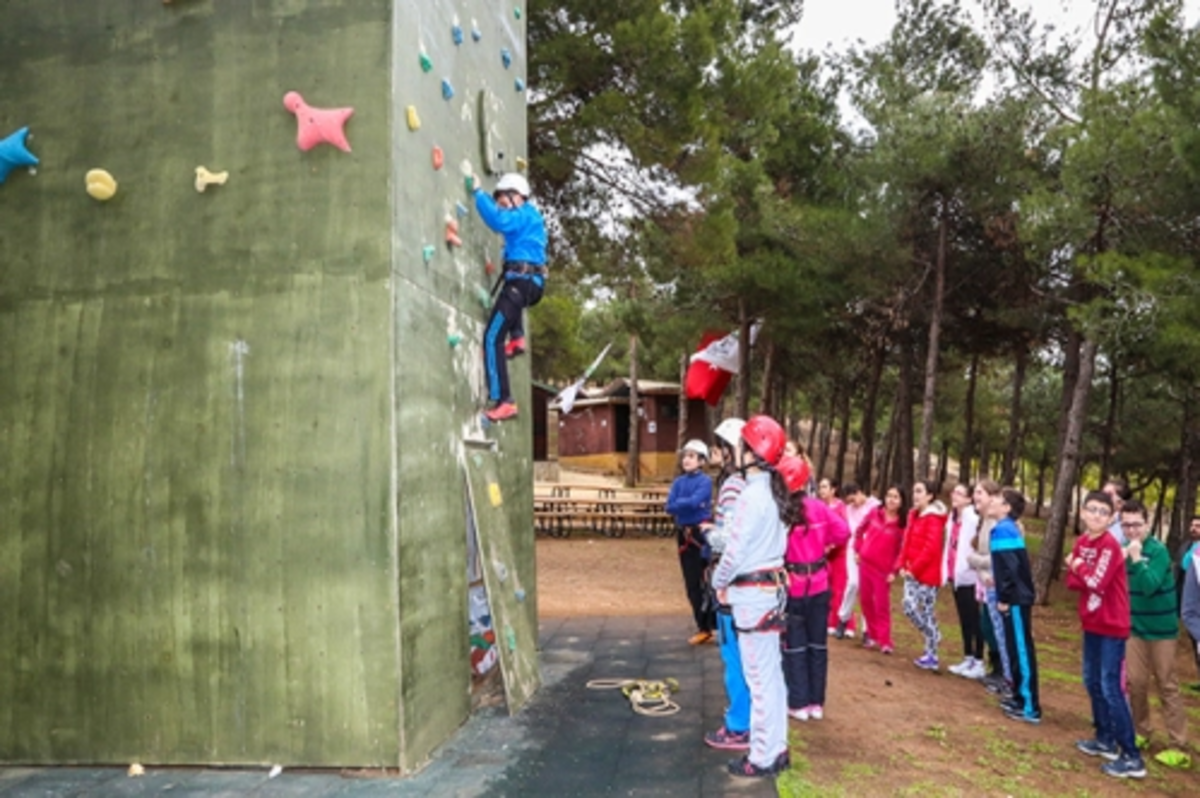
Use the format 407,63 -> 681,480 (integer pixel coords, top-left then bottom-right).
1040,667 -> 1082,685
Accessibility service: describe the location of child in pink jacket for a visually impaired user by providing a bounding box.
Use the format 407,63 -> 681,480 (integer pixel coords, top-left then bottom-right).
856,486 -> 908,654
779,457 -> 851,720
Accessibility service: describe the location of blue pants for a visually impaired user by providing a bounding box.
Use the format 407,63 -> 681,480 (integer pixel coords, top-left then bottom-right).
716,609 -> 750,734
1083,632 -> 1138,756
783,590 -> 831,709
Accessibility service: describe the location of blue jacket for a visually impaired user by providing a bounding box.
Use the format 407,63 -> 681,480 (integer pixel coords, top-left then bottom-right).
666,470 -> 712,527
473,189 -> 548,283
991,517 -> 1035,606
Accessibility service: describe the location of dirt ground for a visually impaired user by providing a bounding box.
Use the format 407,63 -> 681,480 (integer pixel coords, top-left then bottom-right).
537,534 -> 1200,797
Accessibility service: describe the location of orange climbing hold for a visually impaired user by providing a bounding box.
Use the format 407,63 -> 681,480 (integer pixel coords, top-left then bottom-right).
432,146 -> 444,170
445,218 -> 463,247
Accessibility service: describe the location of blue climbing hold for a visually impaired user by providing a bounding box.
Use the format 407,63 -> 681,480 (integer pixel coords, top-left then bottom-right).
452,23 -> 463,45
442,79 -> 455,100
456,201 -> 469,218
0,127 -> 39,185
515,78 -> 526,93
472,25 -> 482,42
501,48 -> 512,69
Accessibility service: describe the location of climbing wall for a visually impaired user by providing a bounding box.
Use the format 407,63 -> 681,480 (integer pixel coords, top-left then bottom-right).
0,0 -> 535,772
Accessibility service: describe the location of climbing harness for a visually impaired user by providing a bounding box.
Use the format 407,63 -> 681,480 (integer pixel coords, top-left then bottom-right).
586,677 -> 681,716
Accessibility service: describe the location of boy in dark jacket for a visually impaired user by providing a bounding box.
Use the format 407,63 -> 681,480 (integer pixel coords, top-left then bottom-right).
989,488 -> 1040,724
667,440 -> 715,644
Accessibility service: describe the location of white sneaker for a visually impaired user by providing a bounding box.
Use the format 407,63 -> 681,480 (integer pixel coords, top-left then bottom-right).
808,705 -> 824,720
964,660 -> 987,680
844,630 -> 855,639
948,658 -> 972,676
788,707 -> 810,721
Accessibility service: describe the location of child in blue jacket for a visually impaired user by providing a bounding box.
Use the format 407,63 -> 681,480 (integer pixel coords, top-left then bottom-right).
667,440 -> 714,644
473,173 -> 547,422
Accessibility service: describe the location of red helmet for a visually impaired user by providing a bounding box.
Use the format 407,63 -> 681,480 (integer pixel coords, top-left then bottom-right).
741,415 -> 786,466
777,455 -> 812,495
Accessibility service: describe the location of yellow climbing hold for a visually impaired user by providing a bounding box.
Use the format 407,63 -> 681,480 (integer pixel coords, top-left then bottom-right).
406,105 -> 421,131
194,166 -> 228,193
85,169 -> 117,201
488,482 -> 503,507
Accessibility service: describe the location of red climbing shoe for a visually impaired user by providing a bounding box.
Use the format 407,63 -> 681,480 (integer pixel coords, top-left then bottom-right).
485,402 -> 519,422
505,337 -> 527,359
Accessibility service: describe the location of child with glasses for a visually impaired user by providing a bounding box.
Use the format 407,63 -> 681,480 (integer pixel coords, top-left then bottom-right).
1067,491 -> 1145,779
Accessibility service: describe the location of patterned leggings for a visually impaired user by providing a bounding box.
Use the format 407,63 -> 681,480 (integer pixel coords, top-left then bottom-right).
902,577 -> 941,657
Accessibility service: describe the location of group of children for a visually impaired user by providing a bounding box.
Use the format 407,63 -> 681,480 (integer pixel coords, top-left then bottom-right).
666,417 -> 1200,781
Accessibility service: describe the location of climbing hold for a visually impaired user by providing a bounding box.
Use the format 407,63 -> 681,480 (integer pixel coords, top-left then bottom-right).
476,285 -> 492,309
85,169 -> 118,201
488,482 -> 503,507
515,588 -> 526,602
422,244 -> 436,263
501,48 -> 512,69
432,146 -> 444,170
461,158 -> 476,191
515,78 -> 526,93
514,7 -> 522,20
194,166 -> 228,193
442,79 -> 455,101
419,49 -> 433,73
447,332 -> 462,348
480,414 -> 492,429
504,624 -> 517,652
478,89 -> 497,174
471,20 -> 482,41
127,763 -> 145,778
283,91 -> 353,152
456,201 -> 469,218
445,217 -> 463,248
0,127 -> 38,185
452,20 -> 463,46
485,258 -> 497,277
406,105 -> 421,131
516,156 -> 528,172
493,559 -> 509,582
472,454 -> 483,467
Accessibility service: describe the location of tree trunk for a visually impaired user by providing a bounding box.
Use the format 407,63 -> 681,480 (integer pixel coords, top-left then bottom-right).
736,300 -> 751,420
807,398 -> 820,458
1002,341 -> 1027,485
856,341 -> 887,489
1100,354 -> 1120,479
937,438 -> 949,490
1056,328 -> 1082,458
878,384 -> 902,495
817,389 -> 837,480
1033,336 -> 1099,604
1168,391 -> 1196,559
625,334 -> 640,488
758,338 -> 776,416
677,351 -> 689,458
917,211 -> 948,479
1034,448 -> 1049,519
835,388 -> 851,487
897,339 -> 915,491
961,352 -> 979,485
1152,477 -> 1167,540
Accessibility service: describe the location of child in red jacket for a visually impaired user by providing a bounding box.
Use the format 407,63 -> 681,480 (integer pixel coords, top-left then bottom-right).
1067,490 -> 1145,779
857,485 -> 908,654
899,480 -> 949,671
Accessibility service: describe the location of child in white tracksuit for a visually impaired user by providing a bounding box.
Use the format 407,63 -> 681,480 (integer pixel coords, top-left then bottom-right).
712,428 -> 791,779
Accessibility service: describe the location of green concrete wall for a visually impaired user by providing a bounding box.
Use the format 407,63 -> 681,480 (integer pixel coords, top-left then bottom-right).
0,0 -> 536,770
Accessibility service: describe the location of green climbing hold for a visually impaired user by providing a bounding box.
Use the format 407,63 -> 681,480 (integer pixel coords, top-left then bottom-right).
504,624 -> 517,652
423,245 -> 436,263
476,285 -> 491,308
447,333 -> 462,347
514,7 -> 522,20
419,51 -> 432,73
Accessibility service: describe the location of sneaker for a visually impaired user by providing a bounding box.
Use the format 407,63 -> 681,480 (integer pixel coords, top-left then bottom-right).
880,645 -> 894,655
834,621 -> 847,639
484,401 -> 519,421
981,675 -> 1005,693
999,698 -> 1023,714
963,660 -> 987,680
827,626 -> 837,637
1002,705 -> 1041,724
1101,754 -> 1147,779
1154,749 -> 1192,769
807,705 -> 824,721
688,630 -> 713,646
787,707 -> 810,721
505,337 -> 526,359
948,658 -> 973,676
1076,739 -> 1120,761
772,750 -> 791,773
704,726 -> 750,751
727,755 -> 779,779
862,633 -> 873,648
913,654 -> 939,671
844,629 -> 856,639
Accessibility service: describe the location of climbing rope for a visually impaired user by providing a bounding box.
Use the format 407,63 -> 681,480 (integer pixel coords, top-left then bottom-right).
586,677 -> 681,716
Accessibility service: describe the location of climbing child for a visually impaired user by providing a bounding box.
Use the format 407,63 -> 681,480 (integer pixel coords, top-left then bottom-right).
666,439 -> 714,645
988,488 -> 1040,724
1068,490 -> 1146,779
472,172 -> 548,422
712,416 -> 792,779
856,485 -> 907,654
702,418 -> 752,752
780,456 -> 850,721
899,480 -> 949,670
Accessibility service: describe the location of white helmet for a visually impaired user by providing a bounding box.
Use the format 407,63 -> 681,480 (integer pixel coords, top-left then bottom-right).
681,439 -> 709,460
713,418 -> 746,448
495,173 -> 531,198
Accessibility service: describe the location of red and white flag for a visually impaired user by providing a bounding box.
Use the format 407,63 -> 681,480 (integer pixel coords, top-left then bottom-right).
685,324 -> 759,406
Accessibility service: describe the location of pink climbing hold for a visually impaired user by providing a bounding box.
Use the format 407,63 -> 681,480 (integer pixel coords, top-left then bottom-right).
446,218 -> 463,248
283,91 -> 354,153
432,146 -> 445,170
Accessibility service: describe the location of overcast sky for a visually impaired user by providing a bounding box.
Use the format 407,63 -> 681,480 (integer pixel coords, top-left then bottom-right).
791,0 -> 1200,55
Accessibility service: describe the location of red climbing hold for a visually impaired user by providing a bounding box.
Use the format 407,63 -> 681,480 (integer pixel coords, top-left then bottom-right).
446,218 -> 463,248
432,146 -> 444,170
